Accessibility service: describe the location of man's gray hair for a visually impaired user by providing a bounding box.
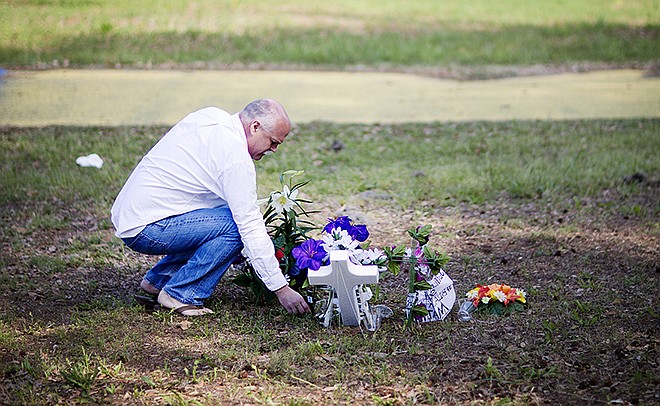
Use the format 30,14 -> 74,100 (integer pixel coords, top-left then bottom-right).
240,99 -> 288,132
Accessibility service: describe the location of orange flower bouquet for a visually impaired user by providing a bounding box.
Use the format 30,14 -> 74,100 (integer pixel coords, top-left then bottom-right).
465,283 -> 527,315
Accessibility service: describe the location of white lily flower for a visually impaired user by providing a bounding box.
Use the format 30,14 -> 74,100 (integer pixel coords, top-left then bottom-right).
270,185 -> 298,214
368,248 -> 385,261
287,185 -> 299,201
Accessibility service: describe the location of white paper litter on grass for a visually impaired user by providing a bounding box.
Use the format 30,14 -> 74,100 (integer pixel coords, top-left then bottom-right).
76,153 -> 104,168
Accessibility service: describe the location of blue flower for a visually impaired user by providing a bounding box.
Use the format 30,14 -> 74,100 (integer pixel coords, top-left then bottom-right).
292,239 -> 326,271
323,216 -> 370,242
349,224 -> 369,242
322,216 -> 352,234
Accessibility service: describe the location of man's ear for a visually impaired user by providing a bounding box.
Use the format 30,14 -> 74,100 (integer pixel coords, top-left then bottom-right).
250,120 -> 261,134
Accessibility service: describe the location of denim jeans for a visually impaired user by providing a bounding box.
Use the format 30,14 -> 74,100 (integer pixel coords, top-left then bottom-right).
122,206 -> 243,306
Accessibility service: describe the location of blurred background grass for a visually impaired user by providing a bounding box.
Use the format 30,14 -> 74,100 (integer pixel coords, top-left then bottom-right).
1,0 -> 657,69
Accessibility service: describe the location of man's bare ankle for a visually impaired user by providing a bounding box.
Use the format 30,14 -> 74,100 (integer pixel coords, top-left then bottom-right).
140,279 -> 160,295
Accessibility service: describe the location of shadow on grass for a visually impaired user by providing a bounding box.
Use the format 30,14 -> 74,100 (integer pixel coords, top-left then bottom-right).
2,23 -> 658,70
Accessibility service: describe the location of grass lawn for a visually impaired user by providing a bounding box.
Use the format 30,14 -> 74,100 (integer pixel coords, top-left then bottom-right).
0,120 -> 658,404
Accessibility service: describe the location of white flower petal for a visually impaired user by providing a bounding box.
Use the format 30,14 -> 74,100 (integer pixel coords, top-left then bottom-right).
289,188 -> 299,200
270,192 -> 286,214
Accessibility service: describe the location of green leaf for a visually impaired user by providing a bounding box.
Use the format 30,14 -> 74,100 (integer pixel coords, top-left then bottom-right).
291,179 -> 310,191
262,205 -> 275,219
264,211 -> 280,225
414,280 -> 433,291
489,301 -> 505,315
411,304 -> 429,317
372,257 -> 388,267
423,245 -> 450,273
407,224 -> 432,246
387,261 -> 401,276
392,244 -> 407,256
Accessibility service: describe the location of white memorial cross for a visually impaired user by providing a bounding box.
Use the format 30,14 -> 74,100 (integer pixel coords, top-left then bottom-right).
307,250 -> 379,326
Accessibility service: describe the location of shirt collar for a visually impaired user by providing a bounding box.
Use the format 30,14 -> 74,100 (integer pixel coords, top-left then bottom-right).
231,113 -> 247,145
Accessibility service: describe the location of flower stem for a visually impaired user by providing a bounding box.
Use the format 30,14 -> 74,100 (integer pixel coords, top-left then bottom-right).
408,239 -> 418,294
404,238 -> 420,329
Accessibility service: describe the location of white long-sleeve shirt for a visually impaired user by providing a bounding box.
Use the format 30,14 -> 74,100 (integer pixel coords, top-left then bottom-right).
111,107 -> 287,291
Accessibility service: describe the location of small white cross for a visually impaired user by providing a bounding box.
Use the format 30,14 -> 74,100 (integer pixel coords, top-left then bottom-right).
307,250 -> 379,326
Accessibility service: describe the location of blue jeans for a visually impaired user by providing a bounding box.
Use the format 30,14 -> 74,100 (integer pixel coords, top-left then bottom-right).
122,206 -> 243,306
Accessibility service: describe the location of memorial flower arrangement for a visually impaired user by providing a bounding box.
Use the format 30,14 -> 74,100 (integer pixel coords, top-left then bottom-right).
465,283 -> 527,315
234,170 -> 454,329
382,225 -> 451,326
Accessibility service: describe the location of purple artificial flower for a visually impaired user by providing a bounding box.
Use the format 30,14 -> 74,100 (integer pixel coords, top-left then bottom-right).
322,216 -> 352,234
291,239 -> 326,271
323,216 -> 370,242
412,246 -> 431,278
349,224 -> 369,242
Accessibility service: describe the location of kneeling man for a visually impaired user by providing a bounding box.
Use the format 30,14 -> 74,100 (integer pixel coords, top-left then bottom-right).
111,99 -> 310,316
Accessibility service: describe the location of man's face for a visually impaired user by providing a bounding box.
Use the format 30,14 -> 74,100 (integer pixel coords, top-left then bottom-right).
247,120 -> 289,160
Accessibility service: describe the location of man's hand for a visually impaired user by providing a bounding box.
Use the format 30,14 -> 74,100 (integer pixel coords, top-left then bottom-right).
274,285 -> 310,315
